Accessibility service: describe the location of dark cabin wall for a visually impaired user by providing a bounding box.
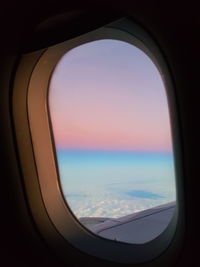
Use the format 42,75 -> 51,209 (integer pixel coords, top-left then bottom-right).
0,1 -> 199,266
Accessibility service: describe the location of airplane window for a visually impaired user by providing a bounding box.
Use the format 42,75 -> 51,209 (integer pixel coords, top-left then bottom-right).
48,39 -> 176,244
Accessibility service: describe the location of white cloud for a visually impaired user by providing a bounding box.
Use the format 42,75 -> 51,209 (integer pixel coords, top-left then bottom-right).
65,186 -> 175,219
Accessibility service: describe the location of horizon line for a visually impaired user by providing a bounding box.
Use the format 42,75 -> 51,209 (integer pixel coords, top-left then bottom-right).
56,147 -> 173,154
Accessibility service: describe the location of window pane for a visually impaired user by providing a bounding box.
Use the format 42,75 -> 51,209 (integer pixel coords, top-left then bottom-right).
48,39 -> 176,244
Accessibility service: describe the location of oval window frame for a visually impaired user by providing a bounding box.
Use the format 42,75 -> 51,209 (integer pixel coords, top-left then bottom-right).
13,18 -> 183,264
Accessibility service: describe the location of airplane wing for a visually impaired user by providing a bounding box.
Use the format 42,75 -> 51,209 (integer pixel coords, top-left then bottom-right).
79,202 -> 176,244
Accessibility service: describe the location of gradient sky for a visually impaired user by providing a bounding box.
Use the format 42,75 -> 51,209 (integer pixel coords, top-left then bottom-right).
49,39 -> 173,152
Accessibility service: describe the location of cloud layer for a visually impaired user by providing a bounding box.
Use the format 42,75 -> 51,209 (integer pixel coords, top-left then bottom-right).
65,185 -> 176,218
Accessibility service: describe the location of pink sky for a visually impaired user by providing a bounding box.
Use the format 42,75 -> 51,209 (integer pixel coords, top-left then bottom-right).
49,39 -> 173,152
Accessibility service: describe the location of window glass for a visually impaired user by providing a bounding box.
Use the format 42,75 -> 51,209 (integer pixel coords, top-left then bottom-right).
48,39 -> 176,244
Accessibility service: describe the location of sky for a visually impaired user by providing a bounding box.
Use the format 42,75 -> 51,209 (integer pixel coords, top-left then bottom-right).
47,39 -> 176,221
48,39 -> 173,153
